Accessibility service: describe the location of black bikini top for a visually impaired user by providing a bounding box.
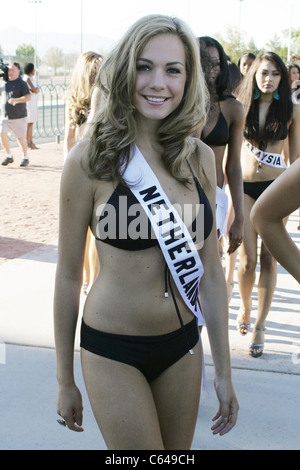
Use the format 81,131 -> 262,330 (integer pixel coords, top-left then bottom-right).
96,168 -> 213,251
201,104 -> 230,147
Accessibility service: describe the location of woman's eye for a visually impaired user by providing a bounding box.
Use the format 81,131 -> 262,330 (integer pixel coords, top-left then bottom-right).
211,60 -> 220,69
137,64 -> 150,71
167,67 -> 181,74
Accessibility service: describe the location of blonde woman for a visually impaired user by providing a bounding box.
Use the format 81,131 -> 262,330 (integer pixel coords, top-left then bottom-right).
55,15 -> 238,449
64,51 -> 103,156
64,51 -> 103,293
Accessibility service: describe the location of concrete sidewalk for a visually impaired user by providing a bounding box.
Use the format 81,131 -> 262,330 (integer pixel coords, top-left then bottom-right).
0,147 -> 299,449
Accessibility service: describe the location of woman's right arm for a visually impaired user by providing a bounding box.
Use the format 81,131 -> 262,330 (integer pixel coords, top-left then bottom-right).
250,158 -> 300,283
54,142 -> 94,430
64,105 -> 77,159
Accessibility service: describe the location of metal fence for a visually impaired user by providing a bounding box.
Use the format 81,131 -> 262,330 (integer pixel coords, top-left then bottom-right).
7,82 -> 67,143
35,83 -> 66,140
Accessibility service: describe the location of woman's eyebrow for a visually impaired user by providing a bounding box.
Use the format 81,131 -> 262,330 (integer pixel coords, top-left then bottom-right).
260,68 -> 279,73
137,58 -> 184,66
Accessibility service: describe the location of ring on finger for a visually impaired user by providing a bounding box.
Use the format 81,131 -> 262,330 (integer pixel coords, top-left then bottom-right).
57,418 -> 67,427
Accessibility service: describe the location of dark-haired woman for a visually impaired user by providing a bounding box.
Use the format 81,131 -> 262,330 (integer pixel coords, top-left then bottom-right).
198,37 -> 244,262
23,62 -> 39,149
287,62 -> 300,86
287,63 -> 300,104
238,53 -> 256,78
237,52 -> 300,356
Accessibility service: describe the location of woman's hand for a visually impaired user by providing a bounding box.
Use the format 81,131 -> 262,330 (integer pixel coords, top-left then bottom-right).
211,377 -> 239,436
57,383 -> 84,432
227,218 -> 244,255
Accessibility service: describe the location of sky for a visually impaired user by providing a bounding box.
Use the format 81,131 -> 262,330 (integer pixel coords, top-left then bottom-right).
1,0 -> 299,56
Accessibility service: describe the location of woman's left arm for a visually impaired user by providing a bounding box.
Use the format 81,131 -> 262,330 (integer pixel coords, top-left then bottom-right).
197,144 -> 239,435
225,99 -> 245,253
288,104 -> 300,164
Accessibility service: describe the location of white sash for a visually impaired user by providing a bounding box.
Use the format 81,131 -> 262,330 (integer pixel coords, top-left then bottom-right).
244,140 -> 286,169
123,145 -> 205,324
216,184 -> 228,240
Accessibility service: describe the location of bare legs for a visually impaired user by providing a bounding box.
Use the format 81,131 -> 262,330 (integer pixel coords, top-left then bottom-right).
225,196 -> 238,302
27,122 -> 39,149
81,340 -> 202,450
238,194 -> 277,354
1,132 -> 28,158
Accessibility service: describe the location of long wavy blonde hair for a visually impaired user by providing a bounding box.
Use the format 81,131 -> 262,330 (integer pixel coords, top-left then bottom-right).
65,51 -> 103,128
88,15 -> 208,183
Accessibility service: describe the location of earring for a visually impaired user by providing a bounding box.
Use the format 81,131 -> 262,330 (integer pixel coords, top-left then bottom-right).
273,88 -> 280,100
253,85 -> 260,100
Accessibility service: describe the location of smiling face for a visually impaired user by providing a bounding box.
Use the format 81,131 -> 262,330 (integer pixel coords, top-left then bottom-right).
133,34 -> 187,123
255,59 -> 281,95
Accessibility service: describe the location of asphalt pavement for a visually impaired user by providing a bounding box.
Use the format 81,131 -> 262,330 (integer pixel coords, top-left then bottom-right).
0,142 -> 299,450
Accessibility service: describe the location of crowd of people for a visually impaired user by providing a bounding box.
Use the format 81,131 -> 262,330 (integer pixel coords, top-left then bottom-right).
53,14 -> 300,450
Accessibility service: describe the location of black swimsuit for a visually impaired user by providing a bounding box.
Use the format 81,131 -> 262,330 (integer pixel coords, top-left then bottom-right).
243,126 -> 288,201
95,173 -> 213,249
81,164 -> 213,382
201,104 -> 230,147
243,180 -> 275,201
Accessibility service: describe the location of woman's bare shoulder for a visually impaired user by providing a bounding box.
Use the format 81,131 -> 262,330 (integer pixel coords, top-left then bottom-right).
191,138 -> 216,178
224,96 -> 244,119
62,139 -> 94,190
188,138 -> 217,194
64,139 -> 90,170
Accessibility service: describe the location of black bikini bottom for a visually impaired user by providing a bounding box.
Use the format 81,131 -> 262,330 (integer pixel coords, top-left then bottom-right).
243,180 -> 274,201
80,316 -> 199,382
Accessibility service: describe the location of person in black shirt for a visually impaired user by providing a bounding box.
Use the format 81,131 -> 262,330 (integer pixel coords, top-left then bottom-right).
1,62 -> 31,167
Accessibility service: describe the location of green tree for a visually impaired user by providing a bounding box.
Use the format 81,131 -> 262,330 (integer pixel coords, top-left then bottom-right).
64,53 -> 78,75
292,29 -> 300,55
43,47 -> 64,75
214,26 -> 262,64
282,28 -> 300,59
15,43 -> 35,66
246,38 -> 261,57
265,34 -> 287,60
215,26 -> 246,63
